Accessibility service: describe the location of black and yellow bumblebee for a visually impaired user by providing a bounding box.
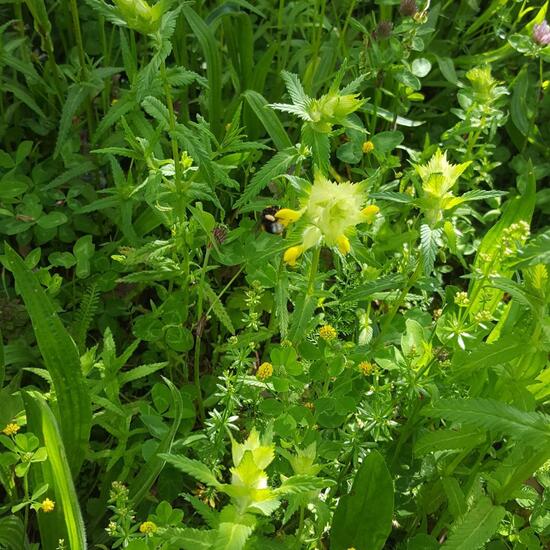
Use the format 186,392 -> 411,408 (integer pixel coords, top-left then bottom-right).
260,206 -> 285,235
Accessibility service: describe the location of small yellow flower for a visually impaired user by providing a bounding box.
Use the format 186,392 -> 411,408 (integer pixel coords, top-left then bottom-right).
362,140 -> 375,154
336,234 -> 351,255
256,362 -> 273,380
139,521 -> 157,535
2,423 -> 20,436
361,204 -> 380,223
275,208 -> 303,227
358,361 -> 375,375
319,325 -> 337,341
304,402 -> 314,410
283,245 -> 304,266
41,498 -> 55,513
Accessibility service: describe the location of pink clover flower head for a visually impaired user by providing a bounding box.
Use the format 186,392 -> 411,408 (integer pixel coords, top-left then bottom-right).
533,20 -> 550,46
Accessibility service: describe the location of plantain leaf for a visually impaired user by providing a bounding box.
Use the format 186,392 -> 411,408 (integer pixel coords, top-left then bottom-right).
330,450 -> 393,550
3,245 -> 91,474
23,391 -> 87,550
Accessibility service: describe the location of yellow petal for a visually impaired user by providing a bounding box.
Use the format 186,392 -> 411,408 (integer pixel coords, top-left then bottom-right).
283,245 -> 304,266
275,208 -> 303,227
336,235 -> 351,255
361,205 -> 380,223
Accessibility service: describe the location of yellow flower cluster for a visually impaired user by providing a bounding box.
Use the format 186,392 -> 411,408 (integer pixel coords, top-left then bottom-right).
319,325 -> 337,341
256,362 -> 273,380
358,361 -> 375,375
277,175 -> 379,266
139,521 -> 157,534
2,423 -> 20,436
41,498 -> 55,513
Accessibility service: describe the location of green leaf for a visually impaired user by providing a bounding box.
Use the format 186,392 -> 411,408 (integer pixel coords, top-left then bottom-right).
275,475 -> 334,496
182,7 -> 222,137
214,523 -> 254,550
234,148 -> 300,209
452,334 -> 526,376
442,477 -> 467,519
420,224 -> 441,275
23,391 -> 87,550
511,68 -> 531,136
160,453 -> 222,488
371,131 -> 404,154
426,398 -> 550,442
330,450 -> 393,550
164,527 -> 217,550
414,429 -> 486,456
37,212 -> 68,229
243,91 -> 292,151
3,245 -> 91,474
411,58 -> 432,78
341,275 -> 405,302
141,96 -> 170,129
442,497 -> 505,550
0,516 -> 25,550
129,377 -> 184,507
54,83 -> 94,158
203,281 -> 235,334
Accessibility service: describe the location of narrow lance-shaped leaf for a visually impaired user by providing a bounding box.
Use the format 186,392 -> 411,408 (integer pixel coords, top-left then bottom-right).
23,391 -> 87,550
3,245 -> 91,474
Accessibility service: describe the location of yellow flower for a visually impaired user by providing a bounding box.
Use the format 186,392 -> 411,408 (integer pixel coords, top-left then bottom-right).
283,245 -> 304,267
41,498 -> 55,513
319,325 -> 337,341
358,361 -> 375,375
336,234 -> 351,255
2,423 -> 20,436
362,140 -> 375,154
275,208 -> 303,227
139,521 -> 157,535
256,362 -> 273,380
281,174 -> 376,264
361,204 -> 380,223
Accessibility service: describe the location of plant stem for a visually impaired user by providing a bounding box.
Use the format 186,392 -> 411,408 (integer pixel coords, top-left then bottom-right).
374,259 -> 422,349
307,246 -> 321,296
193,247 -> 211,422
160,59 -> 184,207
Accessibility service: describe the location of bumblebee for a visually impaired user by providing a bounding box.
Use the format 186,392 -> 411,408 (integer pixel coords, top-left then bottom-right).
261,206 -> 285,235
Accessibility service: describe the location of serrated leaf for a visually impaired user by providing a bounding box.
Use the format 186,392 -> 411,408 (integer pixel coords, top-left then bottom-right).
54,83 -> 94,158
164,527 -> 216,550
275,475 -> 334,496
341,275 -> 405,303
234,148 -> 299,209
203,282 -> 235,334
141,96 -> 170,128
420,224 -> 441,275
425,398 -> 550,442
414,429 -> 486,456
442,497 -> 505,550
160,454 -> 221,488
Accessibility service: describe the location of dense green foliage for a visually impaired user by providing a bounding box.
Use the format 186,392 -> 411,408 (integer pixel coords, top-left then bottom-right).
1,1 -> 550,548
